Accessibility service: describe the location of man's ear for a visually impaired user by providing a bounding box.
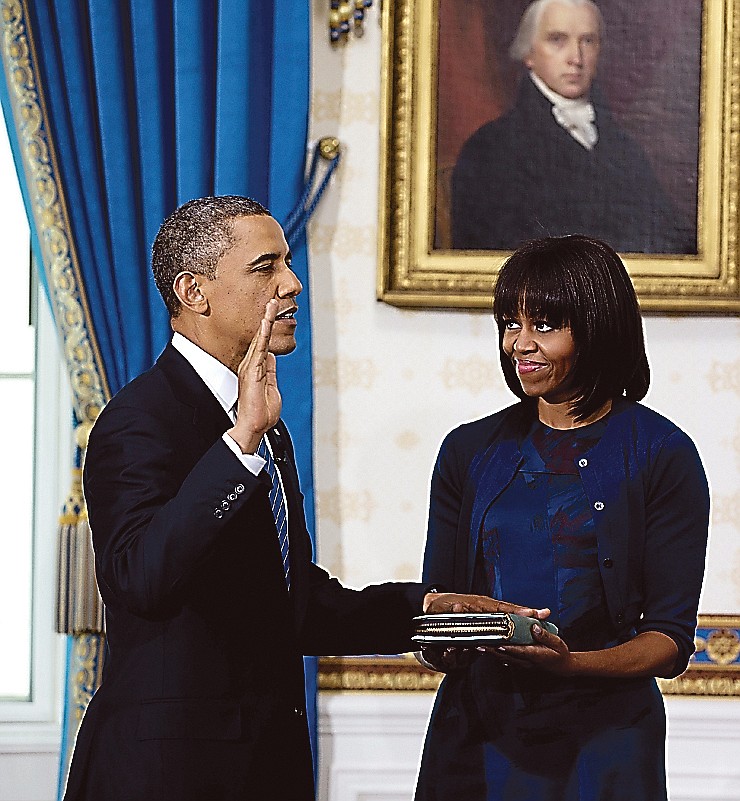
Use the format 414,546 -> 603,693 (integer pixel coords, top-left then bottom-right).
173,271 -> 208,315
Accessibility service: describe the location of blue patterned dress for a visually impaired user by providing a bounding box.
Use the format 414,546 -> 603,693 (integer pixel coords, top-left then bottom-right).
465,419 -> 667,801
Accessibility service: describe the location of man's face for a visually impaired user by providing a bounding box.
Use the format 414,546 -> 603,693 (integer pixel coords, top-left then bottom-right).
525,2 -> 600,99
200,215 -> 302,370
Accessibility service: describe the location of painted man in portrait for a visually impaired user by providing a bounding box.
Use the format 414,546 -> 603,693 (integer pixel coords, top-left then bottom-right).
451,0 -> 693,253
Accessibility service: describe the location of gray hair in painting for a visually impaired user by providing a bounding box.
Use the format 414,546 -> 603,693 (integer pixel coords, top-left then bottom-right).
509,0 -> 605,63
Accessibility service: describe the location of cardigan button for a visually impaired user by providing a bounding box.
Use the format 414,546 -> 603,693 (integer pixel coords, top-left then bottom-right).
578,458 -> 588,468
214,508 -> 224,519
235,484 -> 245,494
594,501 -> 605,511
602,558 -> 613,568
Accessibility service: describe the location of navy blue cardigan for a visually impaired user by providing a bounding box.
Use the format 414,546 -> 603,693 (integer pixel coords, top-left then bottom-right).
422,399 -> 709,676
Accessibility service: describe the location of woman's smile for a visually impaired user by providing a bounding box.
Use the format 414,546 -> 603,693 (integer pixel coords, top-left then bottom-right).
514,358 -> 547,375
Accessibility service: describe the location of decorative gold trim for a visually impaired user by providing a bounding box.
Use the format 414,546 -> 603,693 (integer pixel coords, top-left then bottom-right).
658,671 -> 740,697
378,0 -> 740,313
59,633 -> 106,787
319,654 -> 442,691
319,616 -> 740,696
69,632 -> 105,721
1,0 -> 109,422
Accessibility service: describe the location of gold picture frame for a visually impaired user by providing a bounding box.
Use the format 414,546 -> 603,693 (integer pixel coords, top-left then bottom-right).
378,0 -> 740,313
319,615 -> 740,697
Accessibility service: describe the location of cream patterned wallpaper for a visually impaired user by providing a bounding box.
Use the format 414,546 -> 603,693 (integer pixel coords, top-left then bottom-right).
307,4 -> 740,611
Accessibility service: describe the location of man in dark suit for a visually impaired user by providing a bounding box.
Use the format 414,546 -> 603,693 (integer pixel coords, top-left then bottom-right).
452,0 -> 694,253
63,196 -> 492,801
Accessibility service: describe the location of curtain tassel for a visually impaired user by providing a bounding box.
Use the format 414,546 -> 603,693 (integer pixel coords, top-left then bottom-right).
56,423 -> 103,635
283,137 -> 342,246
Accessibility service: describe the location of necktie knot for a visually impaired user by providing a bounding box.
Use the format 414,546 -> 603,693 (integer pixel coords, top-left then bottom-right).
551,102 -> 598,150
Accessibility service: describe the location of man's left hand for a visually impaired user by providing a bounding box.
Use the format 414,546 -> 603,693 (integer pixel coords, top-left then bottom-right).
422,592 -> 549,620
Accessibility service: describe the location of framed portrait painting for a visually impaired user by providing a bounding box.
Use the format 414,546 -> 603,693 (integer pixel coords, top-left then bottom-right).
378,0 -> 740,312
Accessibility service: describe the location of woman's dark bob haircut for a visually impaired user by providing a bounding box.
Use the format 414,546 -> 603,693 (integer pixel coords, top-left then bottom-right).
493,235 -> 650,422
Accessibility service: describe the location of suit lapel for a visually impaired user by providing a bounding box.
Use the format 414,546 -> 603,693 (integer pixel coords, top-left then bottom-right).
158,344 -> 306,610
156,343 -> 234,443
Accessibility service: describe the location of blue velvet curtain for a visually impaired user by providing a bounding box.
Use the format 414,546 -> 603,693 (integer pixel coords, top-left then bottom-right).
0,0 -> 317,793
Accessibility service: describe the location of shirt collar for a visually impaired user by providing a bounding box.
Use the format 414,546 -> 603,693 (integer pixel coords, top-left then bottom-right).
529,70 -> 592,112
529,71 -> 597,150
171,332 -> 238,415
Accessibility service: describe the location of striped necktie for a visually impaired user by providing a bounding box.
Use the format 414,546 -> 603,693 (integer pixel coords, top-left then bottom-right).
257,436 -> 291,589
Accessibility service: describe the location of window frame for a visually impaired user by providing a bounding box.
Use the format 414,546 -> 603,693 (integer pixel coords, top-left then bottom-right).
0,281 -> 70,747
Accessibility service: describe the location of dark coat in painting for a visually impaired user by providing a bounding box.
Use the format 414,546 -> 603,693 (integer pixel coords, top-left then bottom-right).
451,77 -> 694,253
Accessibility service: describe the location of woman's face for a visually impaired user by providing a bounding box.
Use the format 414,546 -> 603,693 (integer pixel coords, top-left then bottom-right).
501,312 -> 578,404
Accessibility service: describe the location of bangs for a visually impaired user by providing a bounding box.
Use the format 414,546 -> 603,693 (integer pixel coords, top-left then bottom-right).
493,255 -> 575,330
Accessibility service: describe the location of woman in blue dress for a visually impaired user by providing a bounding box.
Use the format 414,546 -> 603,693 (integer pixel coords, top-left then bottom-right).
414,235 -> 709,801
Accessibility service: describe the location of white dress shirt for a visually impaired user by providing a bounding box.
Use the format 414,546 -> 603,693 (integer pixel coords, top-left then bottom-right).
171,332 -> 267,475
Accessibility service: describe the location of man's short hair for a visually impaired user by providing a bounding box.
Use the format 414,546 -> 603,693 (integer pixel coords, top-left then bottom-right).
493,234 -> 650,423
152,195 -> 271,318
509,0 -> 605,63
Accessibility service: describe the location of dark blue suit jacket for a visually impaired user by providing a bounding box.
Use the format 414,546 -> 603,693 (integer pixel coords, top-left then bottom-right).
64,344 -> 427,801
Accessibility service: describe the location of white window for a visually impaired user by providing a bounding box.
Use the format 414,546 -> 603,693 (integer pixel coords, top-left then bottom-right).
0,117 -> 70,745
0,134 -> 34,700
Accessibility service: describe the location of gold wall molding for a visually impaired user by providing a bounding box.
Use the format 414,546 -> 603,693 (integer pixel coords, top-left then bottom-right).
319,654 -> 442,692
